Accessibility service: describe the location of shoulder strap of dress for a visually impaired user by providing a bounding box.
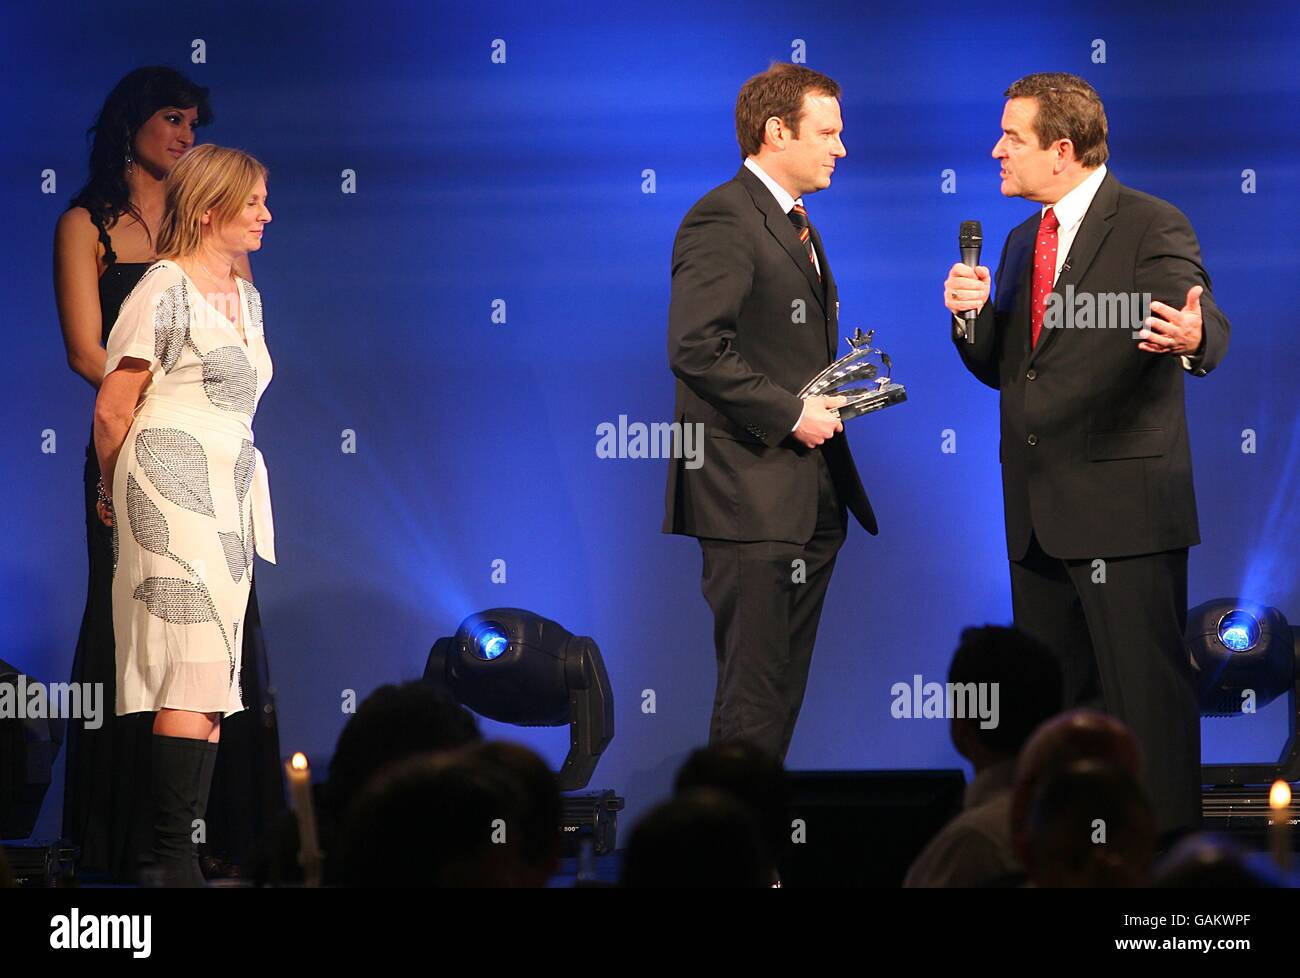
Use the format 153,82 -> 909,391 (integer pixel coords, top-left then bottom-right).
88,209 -> 117,267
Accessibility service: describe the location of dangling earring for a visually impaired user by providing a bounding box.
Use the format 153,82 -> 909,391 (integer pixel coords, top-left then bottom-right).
125,149 -> 135,176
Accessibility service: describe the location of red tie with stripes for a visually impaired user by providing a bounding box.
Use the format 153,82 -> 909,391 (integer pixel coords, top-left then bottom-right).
788,203 -> 821,281
1030,206 -> 1059,349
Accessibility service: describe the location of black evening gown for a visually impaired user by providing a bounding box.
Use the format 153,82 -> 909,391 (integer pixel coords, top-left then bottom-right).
61,213 -> 287,881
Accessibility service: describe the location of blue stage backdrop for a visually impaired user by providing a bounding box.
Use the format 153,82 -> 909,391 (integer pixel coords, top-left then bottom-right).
3,0 -> 1298,839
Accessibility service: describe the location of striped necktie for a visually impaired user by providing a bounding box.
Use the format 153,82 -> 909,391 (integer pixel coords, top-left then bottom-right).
787,203 -> 820,281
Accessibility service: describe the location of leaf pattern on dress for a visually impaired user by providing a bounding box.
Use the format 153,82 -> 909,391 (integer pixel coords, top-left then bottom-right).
246,502 -> 255,573
218,439 -> 256,583
201,346 -> 257,415
234,440 -> 255,508
133,577 -> 230,654
111,510 -> 119,578
116,264 -> 266,701
230,617 -> 240,688
133,576 -> 215,624
219,530 -> 247,583
242,279 -> 264,335
126,472 -> 170,556
135,428 -> 216,518
154,282 -> 192,374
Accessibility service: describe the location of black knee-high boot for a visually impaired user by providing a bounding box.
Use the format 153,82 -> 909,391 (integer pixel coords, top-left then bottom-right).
147,734 -> 218,887
194,738 -> 219,882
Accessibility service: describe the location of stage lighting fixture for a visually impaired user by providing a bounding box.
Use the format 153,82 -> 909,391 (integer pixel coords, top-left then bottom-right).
1187,598 -> 1300,792
425,608 -> 614,791
470,621 -> 510,661
0,660 -> 65,841
1218,609 -> 1261,653
0,659 -> 80,885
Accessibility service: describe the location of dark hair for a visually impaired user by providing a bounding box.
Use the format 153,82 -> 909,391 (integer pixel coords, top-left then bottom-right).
621,788 -> 770,888
1004,72 -> 1109,168
1026,759 -> 1154,884
948,625 -> 1062,756
735,62 -> 841,160
674,741 -> 789,871
469,741 -> 562,871
337,750 -> 528,887
1153,832 -> 1285,888
324,680 -> 480,819
67,66 -> 213,240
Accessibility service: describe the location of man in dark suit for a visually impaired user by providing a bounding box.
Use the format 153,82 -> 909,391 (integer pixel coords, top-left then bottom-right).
944,72 -> 1229,838
664,63 -> 877,761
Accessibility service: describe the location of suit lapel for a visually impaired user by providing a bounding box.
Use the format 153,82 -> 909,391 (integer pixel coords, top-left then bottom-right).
1029,171 -> 1120,364
809,223 -> 837,360
1010,221 -> 1036,359
736,165 -> 827,314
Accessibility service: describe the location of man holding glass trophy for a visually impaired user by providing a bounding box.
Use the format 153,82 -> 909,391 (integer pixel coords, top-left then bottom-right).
663,62 -> 903,762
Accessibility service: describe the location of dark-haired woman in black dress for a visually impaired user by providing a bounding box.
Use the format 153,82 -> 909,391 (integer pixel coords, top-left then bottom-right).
53,65 -> 284,882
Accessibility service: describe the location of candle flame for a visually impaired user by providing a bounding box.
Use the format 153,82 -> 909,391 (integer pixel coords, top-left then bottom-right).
291,752 -> 309,772
1269,780 -> 1292,810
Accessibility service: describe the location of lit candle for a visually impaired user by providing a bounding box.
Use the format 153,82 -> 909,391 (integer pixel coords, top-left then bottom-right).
285,752 -> 323,887
1268,779 -> 1292,875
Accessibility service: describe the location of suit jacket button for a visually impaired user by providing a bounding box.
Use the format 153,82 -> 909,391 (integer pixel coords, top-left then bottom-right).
1027,434 -> 1038,446
1026,368 -> 1037,381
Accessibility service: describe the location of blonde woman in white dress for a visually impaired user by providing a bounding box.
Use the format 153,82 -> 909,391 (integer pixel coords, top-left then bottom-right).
93,144 -> 275,886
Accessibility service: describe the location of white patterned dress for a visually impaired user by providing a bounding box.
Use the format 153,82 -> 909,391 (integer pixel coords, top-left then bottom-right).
105,259 -> 275,718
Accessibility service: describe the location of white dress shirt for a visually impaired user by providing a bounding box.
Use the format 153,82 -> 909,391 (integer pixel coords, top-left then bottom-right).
1042,163 -> 1108,285
745,157 -> 821,432
744,157 -> 822,277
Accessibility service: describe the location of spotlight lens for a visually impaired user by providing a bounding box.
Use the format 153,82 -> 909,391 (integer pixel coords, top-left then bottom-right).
473,624 -> 510,660
1218,611 -> 1260,652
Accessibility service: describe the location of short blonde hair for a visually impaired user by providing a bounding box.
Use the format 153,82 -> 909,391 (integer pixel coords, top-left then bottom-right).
156,144 -> 269,259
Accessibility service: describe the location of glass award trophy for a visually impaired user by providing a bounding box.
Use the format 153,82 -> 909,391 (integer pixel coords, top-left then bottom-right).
798,327 -> 907,422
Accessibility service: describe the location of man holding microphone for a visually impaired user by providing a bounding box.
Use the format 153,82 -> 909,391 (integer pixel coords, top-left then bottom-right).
944,72 -> 1229,840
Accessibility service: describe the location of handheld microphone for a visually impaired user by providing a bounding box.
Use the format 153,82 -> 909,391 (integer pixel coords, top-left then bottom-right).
959,220 -> 983,344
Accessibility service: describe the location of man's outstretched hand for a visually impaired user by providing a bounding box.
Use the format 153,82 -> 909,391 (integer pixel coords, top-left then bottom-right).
1139,285 -> 1204,356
